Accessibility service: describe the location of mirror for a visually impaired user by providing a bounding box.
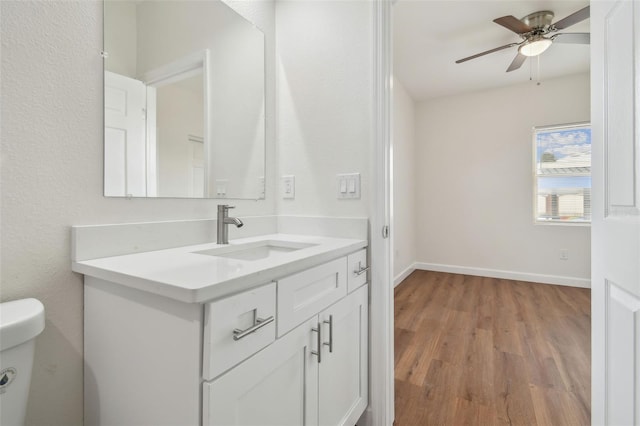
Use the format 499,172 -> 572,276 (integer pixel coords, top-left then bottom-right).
104,0 -> 266,199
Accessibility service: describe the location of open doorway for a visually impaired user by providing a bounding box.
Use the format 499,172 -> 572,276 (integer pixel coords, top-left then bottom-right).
391,1 -> 591,423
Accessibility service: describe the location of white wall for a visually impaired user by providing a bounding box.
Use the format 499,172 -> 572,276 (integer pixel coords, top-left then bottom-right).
0,1 -> 275,424
392,79 -> 416,283
275,0 -> 371,217
414,72 -> 591,286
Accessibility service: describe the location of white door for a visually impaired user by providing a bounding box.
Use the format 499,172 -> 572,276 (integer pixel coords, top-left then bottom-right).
104,71 -> 147,197
203,317 -> 319,426
591,1 -> 640,425
318,285 -> 368,426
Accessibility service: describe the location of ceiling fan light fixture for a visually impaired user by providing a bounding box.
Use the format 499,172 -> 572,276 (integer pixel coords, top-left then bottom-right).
518,36 -> 552,57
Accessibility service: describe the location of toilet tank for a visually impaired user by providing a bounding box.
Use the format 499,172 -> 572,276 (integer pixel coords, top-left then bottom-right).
0,298 -> 45,426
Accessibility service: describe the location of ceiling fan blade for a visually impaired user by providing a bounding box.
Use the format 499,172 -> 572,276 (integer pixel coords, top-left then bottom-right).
552,32 -> 590,44
552,6 -> 590,30
506,53 -> 527,72
455,43 -> 519,64
493,15 -> 533,34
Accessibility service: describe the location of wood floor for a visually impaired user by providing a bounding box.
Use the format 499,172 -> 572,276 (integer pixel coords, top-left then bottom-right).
394,271 -> 591,426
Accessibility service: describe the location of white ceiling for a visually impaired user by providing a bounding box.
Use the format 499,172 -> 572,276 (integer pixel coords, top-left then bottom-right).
394,0 -> 590,101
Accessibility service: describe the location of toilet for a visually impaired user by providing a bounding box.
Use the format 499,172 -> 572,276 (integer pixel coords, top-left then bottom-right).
0,298 -> 45,426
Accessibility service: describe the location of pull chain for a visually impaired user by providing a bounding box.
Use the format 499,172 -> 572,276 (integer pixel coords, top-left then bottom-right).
537,55 -> 541,86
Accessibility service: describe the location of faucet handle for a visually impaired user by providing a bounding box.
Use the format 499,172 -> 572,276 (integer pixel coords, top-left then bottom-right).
217,204 -> 235,211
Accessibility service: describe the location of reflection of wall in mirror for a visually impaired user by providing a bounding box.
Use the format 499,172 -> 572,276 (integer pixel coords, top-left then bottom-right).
136,0 -> 265,199
156,77 -> 204,198
103,1 -> 137,78
210,17 -> 265,199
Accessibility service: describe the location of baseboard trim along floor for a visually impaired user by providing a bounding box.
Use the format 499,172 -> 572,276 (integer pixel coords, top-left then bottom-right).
405,262 -> 591,289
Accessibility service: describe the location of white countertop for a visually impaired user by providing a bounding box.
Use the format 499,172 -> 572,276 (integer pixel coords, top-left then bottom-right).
72,234 -> 367,303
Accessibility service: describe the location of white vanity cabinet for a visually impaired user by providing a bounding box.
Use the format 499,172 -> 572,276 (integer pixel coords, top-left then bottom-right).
203,285 -> 368,426
83,248 -> 368,426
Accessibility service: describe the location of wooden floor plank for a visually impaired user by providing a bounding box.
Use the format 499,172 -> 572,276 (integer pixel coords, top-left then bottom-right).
394,271 -> 591,426
456,327 -> 494,407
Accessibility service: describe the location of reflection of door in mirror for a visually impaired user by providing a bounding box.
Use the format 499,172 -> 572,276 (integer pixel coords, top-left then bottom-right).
104,71 -> 149,197
103,70 -> 205,198
104,50 -> 209,198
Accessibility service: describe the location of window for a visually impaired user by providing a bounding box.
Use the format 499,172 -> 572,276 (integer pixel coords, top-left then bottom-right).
534,123 -> 591,224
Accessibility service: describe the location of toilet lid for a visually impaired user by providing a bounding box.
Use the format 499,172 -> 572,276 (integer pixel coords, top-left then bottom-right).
0,298 -> 45,351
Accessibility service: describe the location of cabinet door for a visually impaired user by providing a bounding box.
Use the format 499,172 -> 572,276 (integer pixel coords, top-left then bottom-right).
318,285 -> 368,426
203,317 -> 319,426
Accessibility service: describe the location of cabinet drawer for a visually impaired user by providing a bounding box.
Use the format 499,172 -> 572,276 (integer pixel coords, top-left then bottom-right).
347,249 -> 368,293
203,283 -> 276,380
277,257 -> 347,336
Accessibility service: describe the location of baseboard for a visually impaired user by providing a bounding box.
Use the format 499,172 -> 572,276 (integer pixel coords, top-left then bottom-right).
394,263 -> 416,287
413,262 -> 591,288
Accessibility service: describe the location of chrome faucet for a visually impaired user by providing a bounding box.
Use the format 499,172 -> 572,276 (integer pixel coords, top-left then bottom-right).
217,204 -> 244,244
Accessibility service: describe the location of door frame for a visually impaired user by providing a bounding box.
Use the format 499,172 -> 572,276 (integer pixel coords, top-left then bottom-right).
141,49 -> 211,198
368,0 -> 394,425
373,1 -> 640,424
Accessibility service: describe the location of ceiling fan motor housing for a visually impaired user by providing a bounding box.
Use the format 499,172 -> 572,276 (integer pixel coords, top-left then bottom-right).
521,11 -> 555,33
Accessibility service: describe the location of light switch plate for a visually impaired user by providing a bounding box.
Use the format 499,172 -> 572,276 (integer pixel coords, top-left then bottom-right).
215,179 -> 228,197
336,173 -> 360,199
282,175 -> 295,199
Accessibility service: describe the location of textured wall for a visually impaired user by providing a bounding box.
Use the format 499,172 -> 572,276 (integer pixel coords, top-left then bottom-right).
392,79 -> 416,282
275,0 -> 372,217
414,73 -> 591,283
0,1 -> 275,424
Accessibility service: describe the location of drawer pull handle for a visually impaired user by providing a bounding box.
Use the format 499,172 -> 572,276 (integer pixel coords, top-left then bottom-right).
353,263 -> 370,276
233,316 -> 274,341
323,315 -> 333,353
311,323 -> 322,363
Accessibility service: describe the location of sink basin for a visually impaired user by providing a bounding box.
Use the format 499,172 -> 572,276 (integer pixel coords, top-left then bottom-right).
193,240 -> 317,261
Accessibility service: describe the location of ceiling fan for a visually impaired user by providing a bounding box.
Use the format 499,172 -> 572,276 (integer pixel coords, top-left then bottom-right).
455,6 -> 590,72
